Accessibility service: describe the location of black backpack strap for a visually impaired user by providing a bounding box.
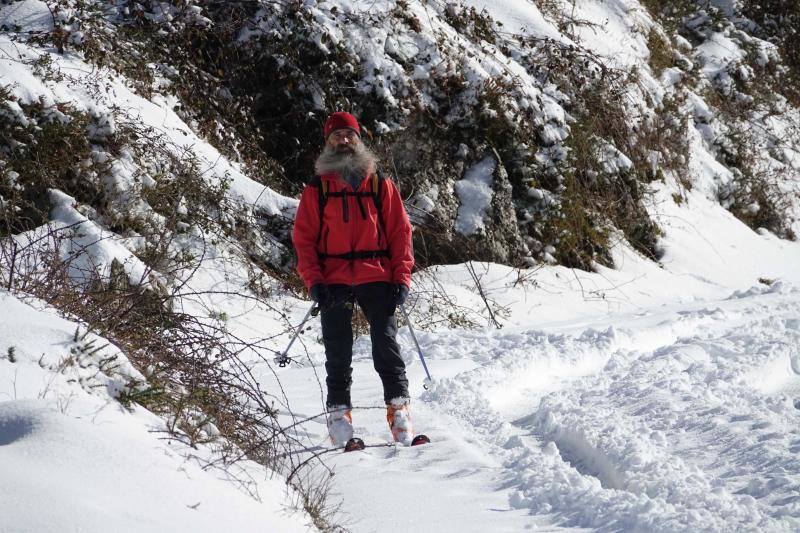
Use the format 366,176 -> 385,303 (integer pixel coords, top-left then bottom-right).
309,173 -> 391,261
318,250 -> 390,260
372,172 -> 389,251
308,175 -> 327,245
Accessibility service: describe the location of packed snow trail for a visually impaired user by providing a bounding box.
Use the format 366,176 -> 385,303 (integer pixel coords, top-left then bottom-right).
267,282 -> 800,532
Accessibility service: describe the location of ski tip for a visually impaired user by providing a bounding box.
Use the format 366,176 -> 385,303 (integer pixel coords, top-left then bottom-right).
344,437 -> 366,452
411,434 -> 430,446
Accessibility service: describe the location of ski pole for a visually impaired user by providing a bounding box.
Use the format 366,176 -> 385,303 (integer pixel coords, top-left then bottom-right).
275,303 -> 319,368
399,304 -> 433,389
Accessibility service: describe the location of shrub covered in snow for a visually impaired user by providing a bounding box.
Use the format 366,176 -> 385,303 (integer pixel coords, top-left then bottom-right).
12,0 -> 797,267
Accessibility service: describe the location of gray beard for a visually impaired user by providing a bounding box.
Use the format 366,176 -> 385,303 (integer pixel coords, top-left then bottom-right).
314,142 -> 377,188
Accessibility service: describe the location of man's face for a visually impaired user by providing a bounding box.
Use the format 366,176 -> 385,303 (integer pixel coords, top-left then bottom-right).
326,128 -> 360,155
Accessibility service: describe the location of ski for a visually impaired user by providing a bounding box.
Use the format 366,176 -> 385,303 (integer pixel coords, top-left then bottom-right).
343,437 -> 366,452
342,434 -> 430,452
411,434 -> 431,446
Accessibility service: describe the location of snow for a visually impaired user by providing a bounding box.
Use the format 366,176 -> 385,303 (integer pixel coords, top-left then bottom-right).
260,142 -> 800,530
262,249 -> 800,531
697,31 -> 746,79
0,291 -> 312,533
463,0 -> 562,41
556,0 -> 652,67
46,189 -> 151,286
8,129 -> 799,533
454,156 -> 496,235
0,0 -> 52,33
3,0 -> 800,531
0,400 -> 303,533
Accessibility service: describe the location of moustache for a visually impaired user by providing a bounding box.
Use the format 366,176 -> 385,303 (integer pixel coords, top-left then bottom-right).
335,144 -> 356,155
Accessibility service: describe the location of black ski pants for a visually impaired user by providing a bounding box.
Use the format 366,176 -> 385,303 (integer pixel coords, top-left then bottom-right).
321,282 -> 409,408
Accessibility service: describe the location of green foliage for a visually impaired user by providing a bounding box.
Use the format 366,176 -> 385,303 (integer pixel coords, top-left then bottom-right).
0,84 -> 238,265
640,0 -> 709,35
35,0 -> 284,191
726,172 -> 792,238
517,40 -> 682,266
642,0 -> 798,238
721,168 -> 793,240
20,0 -> 789,280
208,310 -> 229,322
140,155 -> 229,231
115,378 -> 167,411
27,0 -> 681,272
222,6 -> 393,195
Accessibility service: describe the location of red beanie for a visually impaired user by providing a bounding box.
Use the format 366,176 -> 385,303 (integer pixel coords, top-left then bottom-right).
323,112 -> 360,139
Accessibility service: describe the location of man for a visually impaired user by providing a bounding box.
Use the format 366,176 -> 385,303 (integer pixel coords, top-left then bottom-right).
292,111 -> 416,446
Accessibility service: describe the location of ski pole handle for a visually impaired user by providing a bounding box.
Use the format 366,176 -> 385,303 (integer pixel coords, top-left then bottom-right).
275,303 -> 318,367
400,304 -> 433,388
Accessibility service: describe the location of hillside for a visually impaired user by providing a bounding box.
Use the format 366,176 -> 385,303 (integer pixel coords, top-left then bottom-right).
1,0 -> 800,532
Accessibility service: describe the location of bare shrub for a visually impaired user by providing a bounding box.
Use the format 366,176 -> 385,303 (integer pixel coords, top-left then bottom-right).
741,0 -> 800,106
1,84 -> 341,527
716,125 -> 794,239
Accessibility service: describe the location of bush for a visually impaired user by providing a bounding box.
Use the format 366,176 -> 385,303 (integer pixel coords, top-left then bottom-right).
0,89 -> 102,236
741,0 -> 800,106
647,27 -> 675,77
716,126 -> 794,239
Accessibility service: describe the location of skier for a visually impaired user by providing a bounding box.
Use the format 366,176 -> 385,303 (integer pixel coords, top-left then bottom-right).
292,111 -> 416,446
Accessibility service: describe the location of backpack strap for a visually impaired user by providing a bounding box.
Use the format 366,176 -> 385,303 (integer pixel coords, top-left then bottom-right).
309,173 -> 391,260
308,175 -> 328,245
318,250 -> 390,260
372,172 -> 389,250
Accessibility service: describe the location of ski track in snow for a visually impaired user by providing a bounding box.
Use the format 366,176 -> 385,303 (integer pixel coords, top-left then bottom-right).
426,286 -> 800,532
275,285 -> 800,532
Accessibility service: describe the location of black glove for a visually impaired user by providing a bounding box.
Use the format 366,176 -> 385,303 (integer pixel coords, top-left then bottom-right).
395,284 -> 409,306
310,283 -> 328,305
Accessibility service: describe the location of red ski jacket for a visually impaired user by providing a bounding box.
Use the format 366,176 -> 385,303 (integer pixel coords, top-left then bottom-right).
292,172 -> 414,290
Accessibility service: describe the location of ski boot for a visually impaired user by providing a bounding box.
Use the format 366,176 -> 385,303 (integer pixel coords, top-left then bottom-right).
327,405 -> 354,447
386,399 -> 414,446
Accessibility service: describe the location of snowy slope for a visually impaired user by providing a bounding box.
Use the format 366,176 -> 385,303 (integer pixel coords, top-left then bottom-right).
0,291 -> 313,532
2,0 -> 800,531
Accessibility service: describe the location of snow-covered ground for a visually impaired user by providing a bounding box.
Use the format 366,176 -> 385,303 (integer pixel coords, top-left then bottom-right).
0,291 -> 313,533
4,222 -> 799,532
265,218 -> 800,532
3,0 -> 800,532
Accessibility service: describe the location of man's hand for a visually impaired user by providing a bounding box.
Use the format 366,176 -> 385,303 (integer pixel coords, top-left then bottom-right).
395,284 -> 409,306
310,284 -> 328,305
